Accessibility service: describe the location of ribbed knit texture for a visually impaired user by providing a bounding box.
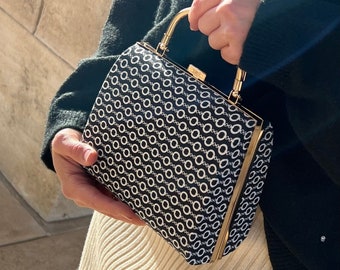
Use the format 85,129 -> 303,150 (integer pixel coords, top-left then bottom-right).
78,210 -> 271,270
263,221 -> 306,270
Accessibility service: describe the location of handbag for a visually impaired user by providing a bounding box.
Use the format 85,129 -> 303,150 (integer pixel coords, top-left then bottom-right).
82,8 -> 273,265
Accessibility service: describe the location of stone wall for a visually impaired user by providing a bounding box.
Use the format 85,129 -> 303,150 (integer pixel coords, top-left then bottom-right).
0,0 -> 111,222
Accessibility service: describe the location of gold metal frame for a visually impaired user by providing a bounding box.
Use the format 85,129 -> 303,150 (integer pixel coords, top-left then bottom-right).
210,126 -> 263,262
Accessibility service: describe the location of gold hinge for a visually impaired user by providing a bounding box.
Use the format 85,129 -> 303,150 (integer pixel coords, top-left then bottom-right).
229,68 -> 247,104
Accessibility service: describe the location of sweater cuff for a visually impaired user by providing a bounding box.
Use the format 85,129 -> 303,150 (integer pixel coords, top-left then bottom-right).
40,111 -> 89,171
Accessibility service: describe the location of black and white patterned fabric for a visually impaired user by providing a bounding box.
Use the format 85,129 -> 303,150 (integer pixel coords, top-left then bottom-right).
82,43 -> 273,265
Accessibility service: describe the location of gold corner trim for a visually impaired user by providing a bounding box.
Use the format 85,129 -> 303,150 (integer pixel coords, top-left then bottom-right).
210,125 -> 263,263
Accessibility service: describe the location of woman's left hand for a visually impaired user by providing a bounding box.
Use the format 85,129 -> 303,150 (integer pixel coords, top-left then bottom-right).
188,0 -> 261,65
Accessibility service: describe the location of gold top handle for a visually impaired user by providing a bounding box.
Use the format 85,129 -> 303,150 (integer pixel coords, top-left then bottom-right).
156,7 -> 246,104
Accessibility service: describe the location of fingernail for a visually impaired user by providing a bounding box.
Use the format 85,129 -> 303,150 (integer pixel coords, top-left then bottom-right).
121,215 -> 134,221
84,149 -> 92,162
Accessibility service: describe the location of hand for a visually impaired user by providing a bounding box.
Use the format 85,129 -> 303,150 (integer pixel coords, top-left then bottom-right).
51,128 -> 145,226
189,0 -> 261,65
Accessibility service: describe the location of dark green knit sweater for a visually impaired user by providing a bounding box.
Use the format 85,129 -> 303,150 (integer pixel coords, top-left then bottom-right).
41,0 -> 340,269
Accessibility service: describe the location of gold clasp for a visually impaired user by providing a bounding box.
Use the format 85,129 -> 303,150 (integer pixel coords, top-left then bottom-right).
187,64 -> 207,81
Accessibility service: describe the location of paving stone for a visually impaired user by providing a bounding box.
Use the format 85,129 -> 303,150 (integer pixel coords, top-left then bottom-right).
0,176 -> 46,246
0,228 -> 88,270
0,169 -> 90,269
35,0 -> 111,67
0,0 -> 42,32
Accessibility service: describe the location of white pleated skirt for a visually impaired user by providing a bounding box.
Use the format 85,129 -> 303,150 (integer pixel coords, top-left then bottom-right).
79,209 -> 272,270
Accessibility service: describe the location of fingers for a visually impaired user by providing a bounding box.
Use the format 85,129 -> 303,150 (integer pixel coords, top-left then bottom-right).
189,0 -> 221,30
189,0 -> 243,64
51,128 -> 145,226
220,44 -> 242,65
189,0 -> 260,65
62,174 -> 145,226
51,128 -> 97,166
207,24 -> 244,65
195,8 -> 220,36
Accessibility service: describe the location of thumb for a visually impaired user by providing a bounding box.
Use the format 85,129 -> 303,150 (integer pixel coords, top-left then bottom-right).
51,128 -> 97,166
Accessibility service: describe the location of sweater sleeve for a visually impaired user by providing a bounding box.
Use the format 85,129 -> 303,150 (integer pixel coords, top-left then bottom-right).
240,0 -> 340,185
240,0 -> 340,84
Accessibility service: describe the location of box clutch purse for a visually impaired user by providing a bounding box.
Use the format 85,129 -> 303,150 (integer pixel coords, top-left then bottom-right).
82,8 -> 273,265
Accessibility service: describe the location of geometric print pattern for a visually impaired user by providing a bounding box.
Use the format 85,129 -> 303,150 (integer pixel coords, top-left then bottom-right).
82,43 -> 273,265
